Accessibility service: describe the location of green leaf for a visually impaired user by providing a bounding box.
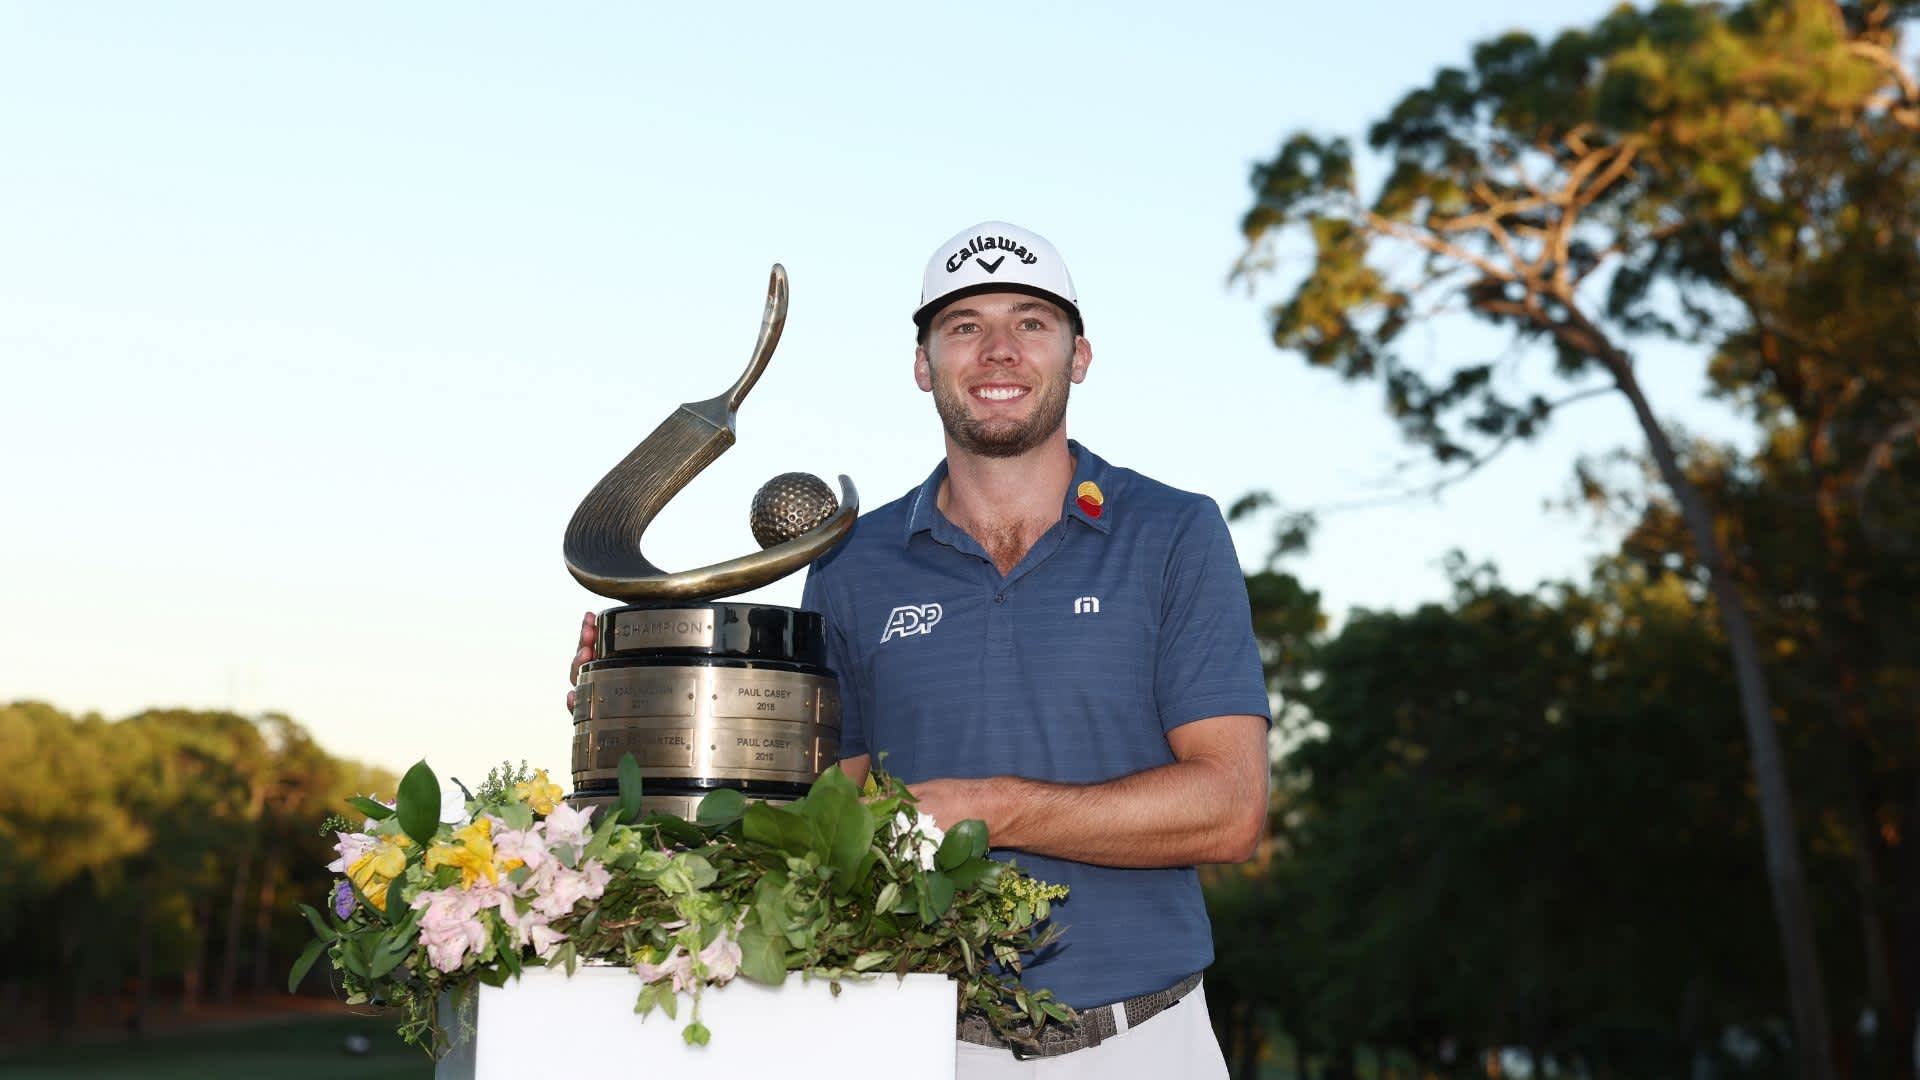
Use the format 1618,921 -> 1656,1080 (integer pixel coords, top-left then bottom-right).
682,1021 -> 711,1046
581,803 -> 622,863
852,950 -> 892,972
874,882 -> 902,914
287,938 -> 327,992
676,853 -> 717,890
497,799 -> 534,832
696,788 -> 747,828
395,761 -> 442,849
347,795 -> 394,821
298,902 -> 338,941
367,933 -> 409,979
804,771 -> 875,894
617,752 -> 644,825
337,936 -> 371,979
743,802 -> 812,856
945,858 -> 994,889
384,872 -> 408,922
736,924 -> 788,985
925,870 -> 956,917
645,814 -> 707,847
936,819 -> 989,871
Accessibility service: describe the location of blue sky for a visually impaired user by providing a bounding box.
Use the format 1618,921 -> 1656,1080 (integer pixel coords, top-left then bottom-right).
0,1 -> 1751,786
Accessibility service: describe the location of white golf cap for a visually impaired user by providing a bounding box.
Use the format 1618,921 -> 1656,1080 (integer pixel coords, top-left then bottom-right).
913,221 -> 1081,333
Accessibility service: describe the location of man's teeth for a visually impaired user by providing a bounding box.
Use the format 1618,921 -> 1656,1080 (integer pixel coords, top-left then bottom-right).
973,386 -> 1026,401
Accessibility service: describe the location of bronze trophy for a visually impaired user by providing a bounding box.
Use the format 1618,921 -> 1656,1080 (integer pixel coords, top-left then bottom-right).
563,266 -> 858,817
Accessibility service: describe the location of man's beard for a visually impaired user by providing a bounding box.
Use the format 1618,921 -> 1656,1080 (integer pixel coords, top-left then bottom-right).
931,362 -> 1071,459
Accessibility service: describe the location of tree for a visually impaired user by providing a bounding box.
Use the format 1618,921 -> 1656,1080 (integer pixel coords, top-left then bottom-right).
1235,4 -> 1917,1072
1230,561 -> 1822,1075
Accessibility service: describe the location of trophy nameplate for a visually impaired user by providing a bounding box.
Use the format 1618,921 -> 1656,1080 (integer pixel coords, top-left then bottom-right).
561,266 -> 857,816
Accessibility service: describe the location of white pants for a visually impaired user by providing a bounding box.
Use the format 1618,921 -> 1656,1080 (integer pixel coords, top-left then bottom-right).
954,981 -> 1228,1080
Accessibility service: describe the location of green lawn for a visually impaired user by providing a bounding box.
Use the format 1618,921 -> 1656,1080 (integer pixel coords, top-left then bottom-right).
0,1013 -> 433,1080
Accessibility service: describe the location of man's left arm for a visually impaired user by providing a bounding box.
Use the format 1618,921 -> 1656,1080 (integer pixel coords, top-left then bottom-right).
909,713 -> 1268,868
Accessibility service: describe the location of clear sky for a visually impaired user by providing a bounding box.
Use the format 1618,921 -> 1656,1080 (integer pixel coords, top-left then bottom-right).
0,1 -> 1750,789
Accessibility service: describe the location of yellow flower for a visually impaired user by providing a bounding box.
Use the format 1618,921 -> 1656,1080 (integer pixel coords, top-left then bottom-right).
347,835 -> 411,910
426,818 -> 499,889
514,769 -> 565,815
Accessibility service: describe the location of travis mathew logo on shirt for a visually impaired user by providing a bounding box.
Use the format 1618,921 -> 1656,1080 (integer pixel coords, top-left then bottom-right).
945,234 -> 1040,275
879,603 -> 944,643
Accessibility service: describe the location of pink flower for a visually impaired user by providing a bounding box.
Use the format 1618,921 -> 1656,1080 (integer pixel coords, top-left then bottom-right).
634,947 -> 694,992
327,832 -> 375,874
698,932 -> 742,984
412,888 -> 490,973
528,922 -> 567,960
529,861 -> 609,920
542,803 -> 594,852
488,818 -> 548,874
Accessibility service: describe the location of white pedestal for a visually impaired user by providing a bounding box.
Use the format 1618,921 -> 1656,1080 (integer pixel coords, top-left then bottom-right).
435,965 -> 957,1080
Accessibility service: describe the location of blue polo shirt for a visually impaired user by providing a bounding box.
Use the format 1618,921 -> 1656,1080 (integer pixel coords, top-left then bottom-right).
799,442 -> 1270,1009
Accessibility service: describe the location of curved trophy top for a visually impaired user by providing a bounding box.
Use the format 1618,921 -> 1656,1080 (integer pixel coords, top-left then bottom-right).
563,265 -> 859,603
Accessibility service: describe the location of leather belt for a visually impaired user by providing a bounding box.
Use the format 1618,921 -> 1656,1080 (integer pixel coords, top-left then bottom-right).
956,973 -> 1204,1058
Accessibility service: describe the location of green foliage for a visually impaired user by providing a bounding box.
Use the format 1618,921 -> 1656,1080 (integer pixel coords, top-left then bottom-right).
304,765 -> 1071,1057
0,702 -> 398,1033
1230,2 -> 1918,1071
473,759 -> 535,803
1216,564 -> 1816,1074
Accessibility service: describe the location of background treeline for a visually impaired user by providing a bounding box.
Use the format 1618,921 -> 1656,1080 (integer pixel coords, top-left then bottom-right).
0,703 -> 395,1036
1208,0 -> 1918,1077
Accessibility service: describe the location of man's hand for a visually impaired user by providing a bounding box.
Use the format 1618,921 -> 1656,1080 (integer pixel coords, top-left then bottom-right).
907,714 -> 1268,869
905,778 -> 984,834
564,611 -> 596,713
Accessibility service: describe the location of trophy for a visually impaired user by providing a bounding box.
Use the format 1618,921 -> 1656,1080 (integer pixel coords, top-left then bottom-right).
563,266 -> 858,818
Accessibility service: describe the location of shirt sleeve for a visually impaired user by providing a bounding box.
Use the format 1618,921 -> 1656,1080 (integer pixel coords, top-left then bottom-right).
1153,499 -> 1273,733
801,565 -> 870,760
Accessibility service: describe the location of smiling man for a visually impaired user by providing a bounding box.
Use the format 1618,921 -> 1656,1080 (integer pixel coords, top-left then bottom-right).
799,221 -> 1272,1078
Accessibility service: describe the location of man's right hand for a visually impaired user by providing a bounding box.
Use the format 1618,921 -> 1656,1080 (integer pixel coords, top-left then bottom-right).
565,611 -> 597,713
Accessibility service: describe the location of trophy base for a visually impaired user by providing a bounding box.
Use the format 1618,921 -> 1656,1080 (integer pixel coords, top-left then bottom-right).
567,777 -> 811,821
571,602 -> 840,809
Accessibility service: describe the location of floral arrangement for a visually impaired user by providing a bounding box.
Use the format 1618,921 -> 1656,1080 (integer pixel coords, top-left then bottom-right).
292,756 -> 1071,1054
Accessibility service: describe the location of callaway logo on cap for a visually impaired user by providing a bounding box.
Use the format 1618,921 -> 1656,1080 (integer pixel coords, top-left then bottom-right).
913,220 -> 1082,334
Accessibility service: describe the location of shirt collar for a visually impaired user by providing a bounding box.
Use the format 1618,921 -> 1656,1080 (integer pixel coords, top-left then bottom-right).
901,440 -> 1114,545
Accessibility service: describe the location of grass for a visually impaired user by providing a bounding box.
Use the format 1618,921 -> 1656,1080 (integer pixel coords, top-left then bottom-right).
0,1012 -> 433,1080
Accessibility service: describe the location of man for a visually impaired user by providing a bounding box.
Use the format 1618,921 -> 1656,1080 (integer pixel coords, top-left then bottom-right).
572,222 -> 1270,1077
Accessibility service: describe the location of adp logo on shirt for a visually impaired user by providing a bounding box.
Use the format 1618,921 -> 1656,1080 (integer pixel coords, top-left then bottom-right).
879,603 -> 944,643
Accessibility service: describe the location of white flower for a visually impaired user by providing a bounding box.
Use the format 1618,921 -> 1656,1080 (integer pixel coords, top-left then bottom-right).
438,778 -> 472,826
892,809 -> 946,872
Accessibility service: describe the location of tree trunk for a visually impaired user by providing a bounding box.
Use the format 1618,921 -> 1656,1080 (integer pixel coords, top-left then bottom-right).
1235,1002 -> 1263,1080
219,850 -> 253,1002
1810,458 -> 1914,1080
251,863 -> 278,991
131,907 -> 152,1035
1573,312 -> 1836,1080
181,892 -> 214,1012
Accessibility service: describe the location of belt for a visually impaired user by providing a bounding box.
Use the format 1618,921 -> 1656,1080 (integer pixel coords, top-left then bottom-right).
956,973 -> 1204,1058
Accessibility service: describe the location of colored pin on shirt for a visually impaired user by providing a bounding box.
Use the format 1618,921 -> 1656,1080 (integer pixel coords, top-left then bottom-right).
1076,480 -> 1104,519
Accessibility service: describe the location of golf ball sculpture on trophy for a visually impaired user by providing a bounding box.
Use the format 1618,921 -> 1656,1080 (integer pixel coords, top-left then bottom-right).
562,265 -> 858,818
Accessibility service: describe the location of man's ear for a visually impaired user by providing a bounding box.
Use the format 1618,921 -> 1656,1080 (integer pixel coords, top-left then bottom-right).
914,345 -> 933,392
1069,336 -> 1093,384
